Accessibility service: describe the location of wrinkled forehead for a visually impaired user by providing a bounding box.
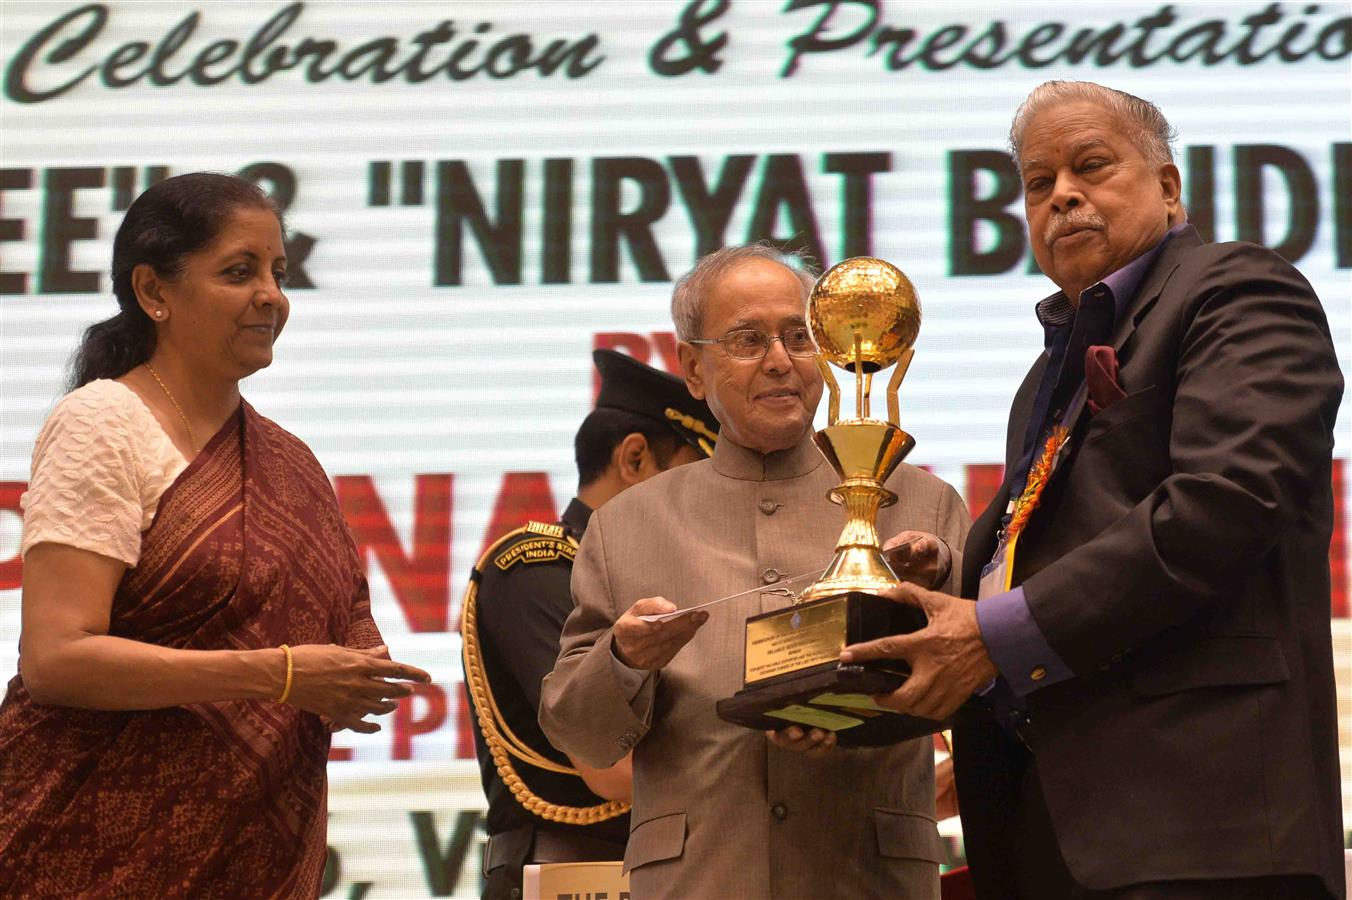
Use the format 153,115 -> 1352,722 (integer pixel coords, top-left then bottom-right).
1018,101 -> 1133,168
719,307 -> 809,333
704,259 -> 809,332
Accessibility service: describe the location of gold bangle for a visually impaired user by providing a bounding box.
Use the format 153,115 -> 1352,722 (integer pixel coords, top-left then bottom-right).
277,644 -> 294,703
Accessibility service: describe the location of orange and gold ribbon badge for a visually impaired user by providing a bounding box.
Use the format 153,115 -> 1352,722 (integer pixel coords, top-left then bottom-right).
1006,425 -> 1069,541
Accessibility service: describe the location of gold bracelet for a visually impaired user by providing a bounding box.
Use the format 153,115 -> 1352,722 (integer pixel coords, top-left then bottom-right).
277,644 -> 294,703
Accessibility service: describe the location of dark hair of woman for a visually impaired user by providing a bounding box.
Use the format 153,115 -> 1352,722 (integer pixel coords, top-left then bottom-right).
69,172 -> 282,389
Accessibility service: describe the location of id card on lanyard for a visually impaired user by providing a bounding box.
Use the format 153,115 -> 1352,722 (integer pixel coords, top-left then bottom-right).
978,382 -> 1088,600
978,533 -> 1020,601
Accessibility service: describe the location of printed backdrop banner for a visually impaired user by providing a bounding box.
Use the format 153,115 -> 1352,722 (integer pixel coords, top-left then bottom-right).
2,2 -> 1350,896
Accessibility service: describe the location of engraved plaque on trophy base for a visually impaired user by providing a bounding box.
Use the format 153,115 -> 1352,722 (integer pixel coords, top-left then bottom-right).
714,591 -> 946,747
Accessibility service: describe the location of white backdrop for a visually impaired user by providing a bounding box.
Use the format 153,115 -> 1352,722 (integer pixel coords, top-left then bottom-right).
2,1 -> 1350,895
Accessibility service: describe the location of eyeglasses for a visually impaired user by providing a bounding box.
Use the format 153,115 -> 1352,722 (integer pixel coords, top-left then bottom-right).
688,326 -> 817,360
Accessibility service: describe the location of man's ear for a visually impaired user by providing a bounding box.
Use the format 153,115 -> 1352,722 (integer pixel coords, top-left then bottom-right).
1158,162 -> 1183,225
131,263 -> 168,321
677,341 -> 705,400
614,432 -> 652,486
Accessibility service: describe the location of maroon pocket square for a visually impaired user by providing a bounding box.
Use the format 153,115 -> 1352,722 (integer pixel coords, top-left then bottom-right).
1085,345 -> 1127,414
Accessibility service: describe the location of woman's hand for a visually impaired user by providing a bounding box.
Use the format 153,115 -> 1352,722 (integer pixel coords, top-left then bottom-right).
19,544 -> 430,719
285,644 -> 430,733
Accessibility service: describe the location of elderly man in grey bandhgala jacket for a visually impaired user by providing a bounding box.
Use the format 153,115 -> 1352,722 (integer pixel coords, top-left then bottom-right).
540,244 -> 969,899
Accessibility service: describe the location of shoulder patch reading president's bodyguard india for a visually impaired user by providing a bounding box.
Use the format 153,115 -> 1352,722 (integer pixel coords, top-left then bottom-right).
492,522 -> 577,571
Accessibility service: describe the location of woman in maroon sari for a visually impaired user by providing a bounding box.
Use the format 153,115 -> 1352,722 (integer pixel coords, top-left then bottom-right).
0,173 -> 428,898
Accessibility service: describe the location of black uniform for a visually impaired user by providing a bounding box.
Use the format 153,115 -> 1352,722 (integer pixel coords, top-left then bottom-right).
469,499 -> 628,900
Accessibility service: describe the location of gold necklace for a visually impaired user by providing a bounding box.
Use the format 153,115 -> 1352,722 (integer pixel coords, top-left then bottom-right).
143,363 -> 198,451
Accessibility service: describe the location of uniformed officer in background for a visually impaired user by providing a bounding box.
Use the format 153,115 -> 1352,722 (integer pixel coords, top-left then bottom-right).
461,349 -> 719,900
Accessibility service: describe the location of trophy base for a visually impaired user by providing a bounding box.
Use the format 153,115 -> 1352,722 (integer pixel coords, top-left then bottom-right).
714,591 -> 945,748
715,663 -> 946,747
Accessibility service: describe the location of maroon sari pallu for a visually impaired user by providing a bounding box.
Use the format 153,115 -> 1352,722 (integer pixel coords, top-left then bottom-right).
0,402 -> 381,898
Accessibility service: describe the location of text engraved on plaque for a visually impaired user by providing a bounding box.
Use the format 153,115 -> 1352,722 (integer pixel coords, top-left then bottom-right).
744,598 -> 847,684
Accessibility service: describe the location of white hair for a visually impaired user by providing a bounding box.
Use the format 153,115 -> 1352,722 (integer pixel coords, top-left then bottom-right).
670,242 -> 818,341
1009,80 -> 1178,168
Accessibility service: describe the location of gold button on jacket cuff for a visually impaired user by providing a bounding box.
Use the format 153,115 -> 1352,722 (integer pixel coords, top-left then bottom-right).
1030,666 -> 1047,681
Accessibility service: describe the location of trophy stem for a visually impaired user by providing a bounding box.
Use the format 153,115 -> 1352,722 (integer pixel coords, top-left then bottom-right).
816,356 -> 841,424
886,348 -> 914,427
831,478 -> 892,549
798,479 -> 901,603
854,342 -> 864,420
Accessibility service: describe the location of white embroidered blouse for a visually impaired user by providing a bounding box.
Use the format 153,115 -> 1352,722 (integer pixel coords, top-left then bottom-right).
20,379 -> 189,567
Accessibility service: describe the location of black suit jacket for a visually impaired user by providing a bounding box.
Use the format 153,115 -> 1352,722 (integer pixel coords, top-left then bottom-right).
955,227 -> 1345,898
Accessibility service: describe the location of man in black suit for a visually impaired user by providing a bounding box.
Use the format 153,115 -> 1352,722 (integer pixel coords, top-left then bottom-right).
843,81 -> 1344,898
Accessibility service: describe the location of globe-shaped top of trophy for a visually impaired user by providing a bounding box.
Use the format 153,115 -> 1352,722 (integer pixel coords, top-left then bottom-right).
808,257 -> 920,374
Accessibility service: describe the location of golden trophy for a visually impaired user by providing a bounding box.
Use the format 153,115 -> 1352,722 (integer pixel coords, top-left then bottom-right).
715,257 -> 943,747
